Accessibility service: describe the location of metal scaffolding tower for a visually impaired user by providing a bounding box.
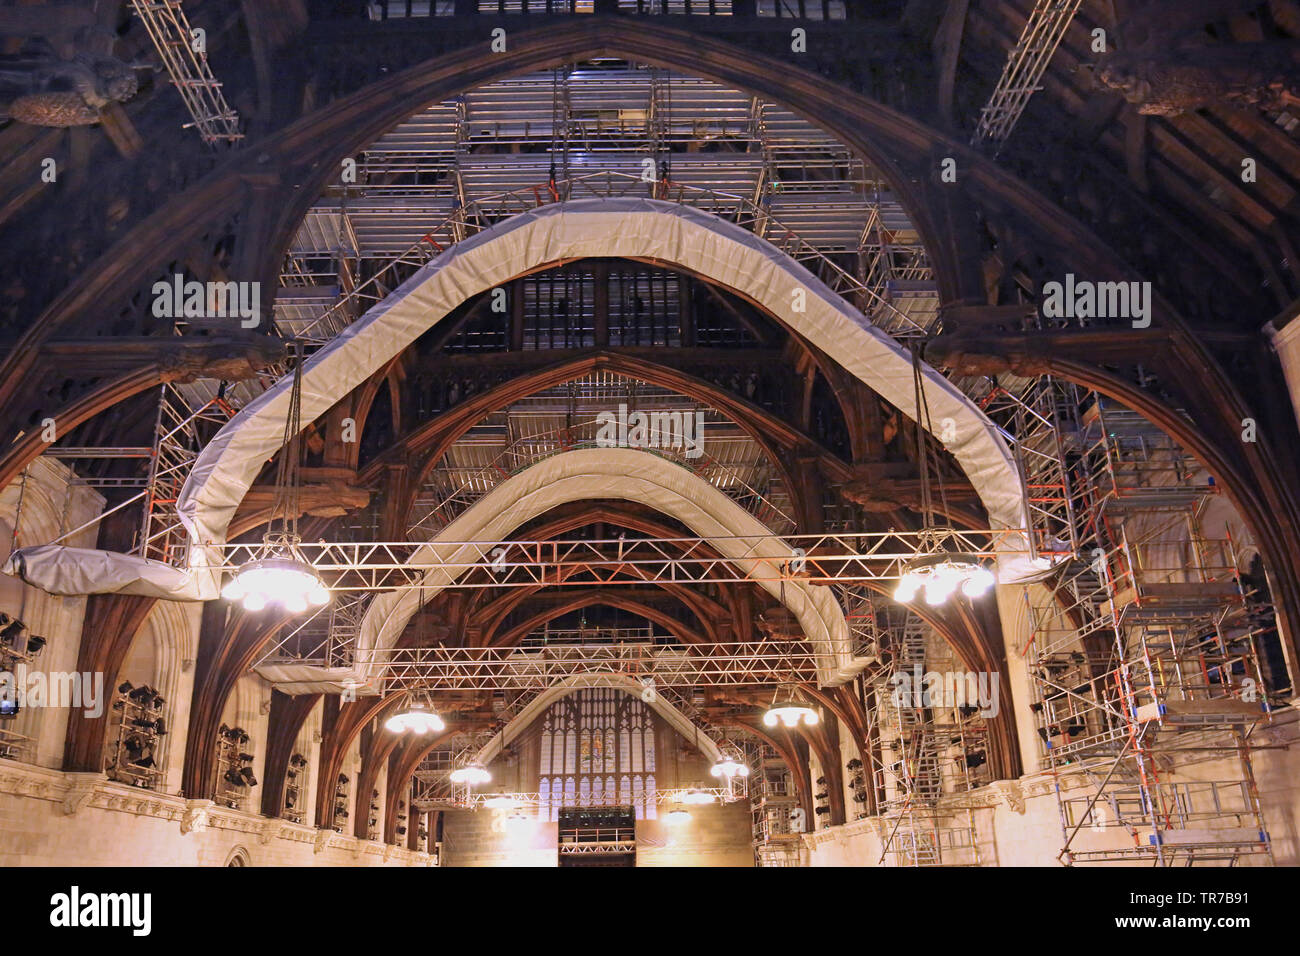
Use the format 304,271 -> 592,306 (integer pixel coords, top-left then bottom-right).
1028,389 -> 1277,865
129,1 -> 243,146
971,0 -> 1082,152
872,611 -> 982,867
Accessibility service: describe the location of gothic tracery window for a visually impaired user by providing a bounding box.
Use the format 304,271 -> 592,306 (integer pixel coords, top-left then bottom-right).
535,688 -> 658,821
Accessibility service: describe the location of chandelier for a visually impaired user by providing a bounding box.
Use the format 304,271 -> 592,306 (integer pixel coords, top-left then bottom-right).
221,346 -> 330,614
665,808 -> 692,825
762,685 -> 819,729
891,343 -> 997,607
710,756 -> 750,780
892,529 -> 996,605
679,788 -> 716,805
385,698 -> 445,735
449,765 -> 492,786
482,793 -> 518,809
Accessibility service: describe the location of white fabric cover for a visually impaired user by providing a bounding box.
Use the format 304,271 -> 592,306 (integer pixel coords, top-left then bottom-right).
8,198 -> 1043,599
2,545 -> 219,600
470,675 -> 723,767
179,198 -> 1029,549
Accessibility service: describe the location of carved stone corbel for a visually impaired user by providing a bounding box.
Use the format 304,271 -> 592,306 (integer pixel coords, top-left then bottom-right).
180,799 -> 213,835
990,780 -> 1026,815
61,773 -> 103,816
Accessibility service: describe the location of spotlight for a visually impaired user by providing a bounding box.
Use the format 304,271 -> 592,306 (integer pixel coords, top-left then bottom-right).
0,620 -> 25,643
25,635 -> 45,654
665,809 -> 691,825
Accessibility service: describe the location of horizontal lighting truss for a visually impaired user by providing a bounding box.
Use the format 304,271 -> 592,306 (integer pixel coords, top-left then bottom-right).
358,640 -> 831,690
206,528 -> 1046,592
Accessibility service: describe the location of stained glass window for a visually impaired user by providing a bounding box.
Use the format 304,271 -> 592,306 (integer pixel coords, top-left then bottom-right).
534,688 -> 658,821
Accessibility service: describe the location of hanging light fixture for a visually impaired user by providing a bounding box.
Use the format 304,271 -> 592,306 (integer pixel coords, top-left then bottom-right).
450,765 -> 492,786
892,342 -> 996,607
665,808 -> 691,825
762,685 -> 819,729
678,788 -> 716,805
709,756 -> 750,780
221,345 -> 330,614
482,793 -> 518,809
385,695 -> 445,735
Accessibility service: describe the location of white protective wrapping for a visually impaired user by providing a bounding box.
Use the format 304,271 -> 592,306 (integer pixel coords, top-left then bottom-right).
469,675 -> 723,768
3,544 -> 219,600
317,447 -> 856,688
9,198 -> 1044,601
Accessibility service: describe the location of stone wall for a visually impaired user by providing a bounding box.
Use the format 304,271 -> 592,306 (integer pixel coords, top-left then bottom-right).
0,761 -> 432,867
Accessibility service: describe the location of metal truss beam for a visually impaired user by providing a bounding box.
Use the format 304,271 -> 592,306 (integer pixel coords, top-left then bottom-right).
203,528 -> 1045,592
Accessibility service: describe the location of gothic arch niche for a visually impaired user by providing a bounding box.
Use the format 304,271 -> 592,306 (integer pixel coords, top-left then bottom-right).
112,601 -> 199,793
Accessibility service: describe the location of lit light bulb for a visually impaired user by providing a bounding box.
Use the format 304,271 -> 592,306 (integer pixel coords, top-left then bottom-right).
710,758 -> 749,779
284,593 -> 308,614
666,809 -> 691,825
308,584 -> 330,606
962,567 -> 995,598
450,766 -> 491,786
893,577 -> 920,603
243,592 -> 267,612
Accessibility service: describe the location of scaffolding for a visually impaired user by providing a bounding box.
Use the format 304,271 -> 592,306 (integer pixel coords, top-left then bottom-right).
746,741 -> 802,866
971,0 -> 1082,152
871,611 -> 983,867
1027,389 -> 1277,866
128,0 -> 243,146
